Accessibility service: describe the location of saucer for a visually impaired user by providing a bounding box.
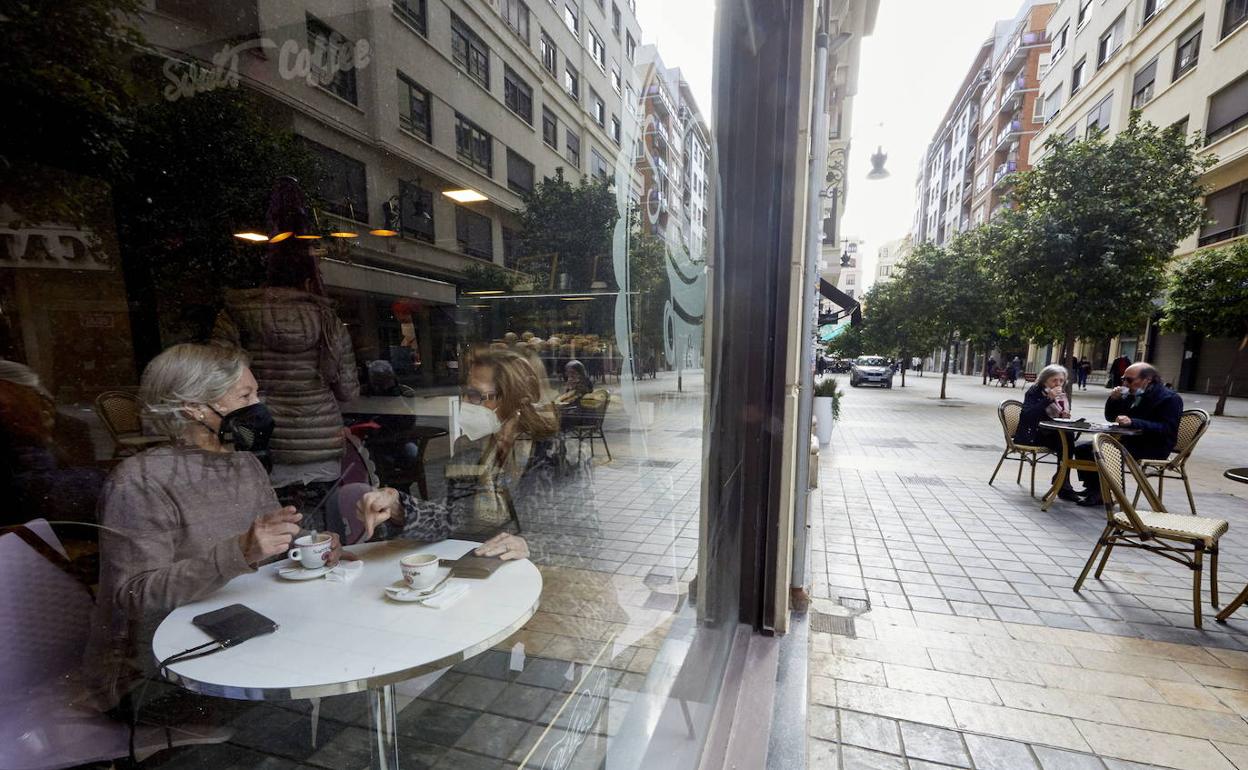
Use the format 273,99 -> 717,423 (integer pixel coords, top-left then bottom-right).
384,578 -> 450,602
278,563 -> 331,581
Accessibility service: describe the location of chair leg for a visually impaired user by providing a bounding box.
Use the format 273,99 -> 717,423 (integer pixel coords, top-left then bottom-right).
1182,471 -> 1196,516
1156,474 -> 1165,506
1016,455 -> 1024,484
1029,455 -> 1038,498
1217,583 -> 1248,623
1094,531 -> 1118,579
598,429 -> 612,460
1210,545 -> 1219,608
1192,547 -> 1204,629
1075,525 -> 1113,591
989,451 -> 1009,485
1132,484 -> 1141,509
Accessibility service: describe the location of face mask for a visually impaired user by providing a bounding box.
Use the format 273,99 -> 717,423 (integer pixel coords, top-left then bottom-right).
459,402 -> 502,441
211,402 -> 275,470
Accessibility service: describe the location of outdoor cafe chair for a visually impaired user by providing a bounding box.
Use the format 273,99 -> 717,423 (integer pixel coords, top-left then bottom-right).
94,390 -> 168,457
1130,409 -> 1210,515
988,399 -> 1057,497
562,388 -> 613,462
1076,434 -> 1228,628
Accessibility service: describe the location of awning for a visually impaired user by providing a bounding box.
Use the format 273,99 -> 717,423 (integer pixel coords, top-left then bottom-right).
321,258 -> 457,305
818,278 -> 861,326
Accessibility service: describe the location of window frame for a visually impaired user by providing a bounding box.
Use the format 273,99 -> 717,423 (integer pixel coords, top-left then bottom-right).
591,89 -> 606,126
455,112 -> 494,175
1174,20 -> 1202,80
506,148 -> 535,195
540,31 -> 558,76
1052,22 -> 1069,59
1071,56 -> 1087,94
303,138 -> 368,221
542,107 -> 559,148
1132,58 -> 1158,109
1206,71 -> 1248,144
589,26 -> 607,70
502,0 -> 531,43
393,0 -> 427,35
564,62 -> 580,100
455,205 -> 494,259
565,129 -> 581,168
626,32 -> 636,62
1223,0 -> 1248,38
1097,14 -> 1124,68
1077,0 -> 1093,28
399,180 -> 436,243
563,2 -> 579,36
306,14 -> 359,105
590,148 -> 610,181
397,72 -> 432,142
503,66 -> 534,125
612,3 -> 622,38
610,114 -> 621,144
451,14 -> 491,89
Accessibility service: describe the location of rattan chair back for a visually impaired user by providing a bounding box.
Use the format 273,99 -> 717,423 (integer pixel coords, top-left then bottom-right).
1092,434 -> 1168,531
1172,409 -> 1210,462
94,391 -> 143,438
998,400 -> 1023,448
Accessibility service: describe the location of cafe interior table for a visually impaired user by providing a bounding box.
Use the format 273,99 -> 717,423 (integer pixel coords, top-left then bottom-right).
1037,420 -> 1141,511
1216,468 -> 1248,623
345,395 -> 461,455
152,539 -> 541,769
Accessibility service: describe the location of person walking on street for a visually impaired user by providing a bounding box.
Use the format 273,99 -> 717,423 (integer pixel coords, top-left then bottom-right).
1079,358 -> 1092,390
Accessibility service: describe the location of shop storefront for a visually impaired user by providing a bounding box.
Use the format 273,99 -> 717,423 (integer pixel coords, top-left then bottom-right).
0,0 -> 840,767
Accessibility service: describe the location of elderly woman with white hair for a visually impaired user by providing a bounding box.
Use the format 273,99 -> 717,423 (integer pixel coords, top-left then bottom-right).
84,343 -> 333,709
1013,363 -> 1079,502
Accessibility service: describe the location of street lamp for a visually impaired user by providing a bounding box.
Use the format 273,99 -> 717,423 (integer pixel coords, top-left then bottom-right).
866,146 -> 890,180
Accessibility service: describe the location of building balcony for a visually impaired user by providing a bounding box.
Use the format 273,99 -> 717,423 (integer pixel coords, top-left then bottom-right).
1000,28 -> 1047,76
993,159 -> 1018,187
995,120 -> 1022,150
999,76 -> 1026,114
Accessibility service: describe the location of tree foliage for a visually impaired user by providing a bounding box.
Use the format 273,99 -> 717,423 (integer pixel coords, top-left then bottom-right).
1160,240 -> 1248,415
988,115 -> 1212,358
627,222 -> 669,367
517,169 -> 620,290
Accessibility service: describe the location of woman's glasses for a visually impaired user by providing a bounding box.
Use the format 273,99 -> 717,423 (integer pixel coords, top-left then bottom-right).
461,387 -> 498,405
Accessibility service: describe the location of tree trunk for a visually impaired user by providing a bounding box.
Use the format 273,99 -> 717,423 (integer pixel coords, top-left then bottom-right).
940,332 -> 954,399
981,342 -> 991,385
1060,329 -> 1076,398
1215,331 -> 1248,417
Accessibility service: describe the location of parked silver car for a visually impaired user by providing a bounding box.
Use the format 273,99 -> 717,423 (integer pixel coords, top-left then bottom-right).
850,355 -> 894,388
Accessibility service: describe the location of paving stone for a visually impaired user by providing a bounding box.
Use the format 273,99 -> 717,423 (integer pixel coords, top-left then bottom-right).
839,745 -> 906,770
1033,745 -> 1108,770
839,710 -> 900,754
898,721 -> 969,766
963,734 -> 1039,770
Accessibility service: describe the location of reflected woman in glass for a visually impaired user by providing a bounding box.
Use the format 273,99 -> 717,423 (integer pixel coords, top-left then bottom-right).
356,348 -> 555,557
554,359 -> 594,406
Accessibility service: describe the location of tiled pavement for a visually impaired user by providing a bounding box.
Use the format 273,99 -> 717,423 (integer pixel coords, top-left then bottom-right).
808,373 -> 1248,770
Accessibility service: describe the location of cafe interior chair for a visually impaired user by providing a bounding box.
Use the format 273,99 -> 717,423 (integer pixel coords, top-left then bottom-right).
988,399 -> 1057,497
1131,409 -> 1210,516
1076,434 -> 1228,628
0,519 -> 227,767
564,388 -> 613,462
94,391 -> 167,458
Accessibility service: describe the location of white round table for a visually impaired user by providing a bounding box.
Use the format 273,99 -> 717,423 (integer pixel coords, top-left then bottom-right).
152,538 -> 541,768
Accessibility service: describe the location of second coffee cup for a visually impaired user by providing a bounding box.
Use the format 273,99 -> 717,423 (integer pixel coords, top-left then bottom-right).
400,553 -> 440,589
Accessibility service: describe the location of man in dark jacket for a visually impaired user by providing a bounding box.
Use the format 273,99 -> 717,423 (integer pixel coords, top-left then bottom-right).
1073,363 -> 1182,506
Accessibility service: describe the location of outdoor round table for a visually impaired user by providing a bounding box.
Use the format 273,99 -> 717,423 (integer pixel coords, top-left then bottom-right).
1216,469 -> 1248,623
152,538 -> 541,769
1037,420 -> 1141,511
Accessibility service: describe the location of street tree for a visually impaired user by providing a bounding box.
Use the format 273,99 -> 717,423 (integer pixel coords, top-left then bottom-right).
989,115 -> 1212,366
825,322 -> 865,360
517,169 -> 619,290
902,233 -> 1001,398
1159,240 -> 1248,416
859,278 -> 931,387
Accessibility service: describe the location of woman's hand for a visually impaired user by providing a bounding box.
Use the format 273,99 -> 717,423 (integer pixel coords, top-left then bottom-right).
240,507 -> 302,566
475,532 -> 530,560
322,532 -> 357,565
357,487 -> 402,540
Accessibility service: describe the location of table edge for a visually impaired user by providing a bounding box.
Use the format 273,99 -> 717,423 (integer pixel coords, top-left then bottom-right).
160,593 -> 540,701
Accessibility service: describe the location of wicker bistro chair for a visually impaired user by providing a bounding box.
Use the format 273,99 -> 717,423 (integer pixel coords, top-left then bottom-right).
94,391 -> 168,457
1130,409 -> 1210,515
988,400 -> 1058,497
1076,433 -> 1229,628
563,388 -> 612,462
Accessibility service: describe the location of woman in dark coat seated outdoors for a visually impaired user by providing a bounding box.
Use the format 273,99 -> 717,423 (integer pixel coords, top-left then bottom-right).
1013,364 -> 1079,501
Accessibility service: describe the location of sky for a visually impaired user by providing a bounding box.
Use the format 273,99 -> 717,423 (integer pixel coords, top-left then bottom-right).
633,0 -> 1026,289
840,0 -> 1024,290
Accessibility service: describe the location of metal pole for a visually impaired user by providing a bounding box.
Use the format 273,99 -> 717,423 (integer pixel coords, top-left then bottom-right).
790,30 -> 833,594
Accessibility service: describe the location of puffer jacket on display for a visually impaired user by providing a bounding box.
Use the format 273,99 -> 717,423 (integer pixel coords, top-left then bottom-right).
212,287 -> 359,466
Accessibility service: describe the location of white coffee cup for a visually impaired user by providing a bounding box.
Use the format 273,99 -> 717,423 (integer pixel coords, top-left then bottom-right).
288,534 -> 332,570
400,553 -> 440,589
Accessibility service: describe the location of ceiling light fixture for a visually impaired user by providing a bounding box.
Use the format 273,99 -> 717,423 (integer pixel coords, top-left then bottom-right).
369,228 -> 399,237
233,231 -> 269,242
442,189 -> 488,203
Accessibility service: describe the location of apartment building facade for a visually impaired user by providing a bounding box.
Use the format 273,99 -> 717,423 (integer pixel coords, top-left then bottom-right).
912,1 -> 1055,247
1029,0 -> 1248,392
972,1 -> 1057,224
873,234 -> 912,285
677,74 -> 712,262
